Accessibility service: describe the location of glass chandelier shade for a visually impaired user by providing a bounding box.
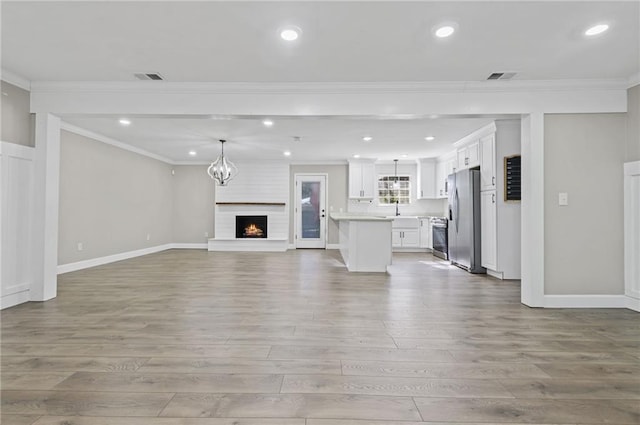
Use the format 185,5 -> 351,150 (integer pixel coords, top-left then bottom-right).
207,140 -> 238,186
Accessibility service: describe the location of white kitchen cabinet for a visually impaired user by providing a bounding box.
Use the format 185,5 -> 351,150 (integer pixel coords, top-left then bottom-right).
419,218 -> 432,249
391,217 -> 421,250
417,158 -> 437,199
436,153 -> 456,199
457,140 -> 480,170
393,229 -> 419,248
480,133 -> 496,191
348,160 -> 376,199
481,190 -> 497,270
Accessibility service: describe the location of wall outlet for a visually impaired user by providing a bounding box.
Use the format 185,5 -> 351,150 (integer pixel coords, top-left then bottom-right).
204,232 -> 209,237
146,234 -> 151,241
558,192 -> 569,206
77,242 -> 83,251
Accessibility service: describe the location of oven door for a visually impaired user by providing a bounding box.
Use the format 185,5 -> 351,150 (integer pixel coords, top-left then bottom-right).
432,223 -> 448,260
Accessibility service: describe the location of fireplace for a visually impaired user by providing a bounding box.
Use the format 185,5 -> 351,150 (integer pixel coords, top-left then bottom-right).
235,215 -> 268,239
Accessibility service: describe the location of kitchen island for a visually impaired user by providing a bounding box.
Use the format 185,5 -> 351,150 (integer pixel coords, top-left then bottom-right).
330,213 -> 394,272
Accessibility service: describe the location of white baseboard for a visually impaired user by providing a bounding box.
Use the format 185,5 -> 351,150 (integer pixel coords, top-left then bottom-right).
1,289 -> 30,310
543,295 -> 630,309
486,269 -> 504,280
57,243 -> 173,274
326,243 -> 340,250
172,243 -> 208,249
625,296 -> 640,312
288,243 -> 296,250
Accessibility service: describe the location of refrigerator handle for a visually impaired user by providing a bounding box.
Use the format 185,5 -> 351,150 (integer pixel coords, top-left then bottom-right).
455,188 -> 460,232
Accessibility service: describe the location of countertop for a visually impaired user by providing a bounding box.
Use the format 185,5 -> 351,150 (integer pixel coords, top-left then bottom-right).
329,213 -> 393,222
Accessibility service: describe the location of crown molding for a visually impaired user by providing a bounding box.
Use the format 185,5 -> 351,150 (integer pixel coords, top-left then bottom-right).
1,69 -> 31,91
172,161 -> 211,166
290,160 -> 349,165
29,78 -> 630,96
60,121 -> 174,164
629,72 -> 640,89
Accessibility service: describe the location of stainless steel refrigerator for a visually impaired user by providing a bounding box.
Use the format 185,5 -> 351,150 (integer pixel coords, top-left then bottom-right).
447,169 -> 485,273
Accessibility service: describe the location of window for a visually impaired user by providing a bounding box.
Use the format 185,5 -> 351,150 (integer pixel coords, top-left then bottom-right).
378,175 -> 411,205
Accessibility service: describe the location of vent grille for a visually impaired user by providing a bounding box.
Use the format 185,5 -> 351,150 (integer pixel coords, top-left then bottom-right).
134,72 -> 164,81
487,72 -> 517,81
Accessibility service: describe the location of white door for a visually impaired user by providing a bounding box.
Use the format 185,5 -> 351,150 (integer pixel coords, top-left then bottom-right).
295,175 -> 327,248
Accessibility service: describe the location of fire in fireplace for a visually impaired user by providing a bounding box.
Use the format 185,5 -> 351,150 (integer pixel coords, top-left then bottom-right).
235,215 -> 268,239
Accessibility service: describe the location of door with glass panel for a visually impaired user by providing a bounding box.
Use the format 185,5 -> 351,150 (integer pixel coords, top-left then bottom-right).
295,175 -> 327,248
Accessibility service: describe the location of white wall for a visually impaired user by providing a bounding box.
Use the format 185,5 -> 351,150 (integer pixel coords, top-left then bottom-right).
1,81 -> 33,147
172,165 -> 215,244
58,130 -> 173,265
628,84 -> 640,162
544,113 -> 627,295
348,161 -> 447,217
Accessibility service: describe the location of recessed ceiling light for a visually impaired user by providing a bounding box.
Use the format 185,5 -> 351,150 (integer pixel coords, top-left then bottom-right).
188,150 -> 197,156
353,154 -> 361,158
283,151 -> 292,157
362,136 -> 373,142
435,25 -> 455,38
425,136 -> 435,141
280,26 -> 301,41
119,118 -> 131,126
401,154 -> 408,158
585,24 -> 609,36
263,119 -> 274,127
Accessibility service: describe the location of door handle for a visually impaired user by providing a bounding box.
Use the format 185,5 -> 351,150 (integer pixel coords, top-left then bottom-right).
492,176 -> 495,186
492,193 -> 495,203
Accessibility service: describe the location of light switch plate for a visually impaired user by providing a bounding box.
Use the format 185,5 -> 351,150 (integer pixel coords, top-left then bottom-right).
558,192 -> 569,206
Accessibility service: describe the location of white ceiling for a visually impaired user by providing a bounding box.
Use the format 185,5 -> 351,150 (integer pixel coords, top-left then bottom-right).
2,1 -> 638,82
2,1 -> 637,162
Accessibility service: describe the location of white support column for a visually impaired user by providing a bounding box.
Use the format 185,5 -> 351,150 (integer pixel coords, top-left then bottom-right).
31,113 -> 60,301
520,113 -> 545,307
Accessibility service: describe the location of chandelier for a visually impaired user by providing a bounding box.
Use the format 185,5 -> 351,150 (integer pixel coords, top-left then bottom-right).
207,139 -> 238,186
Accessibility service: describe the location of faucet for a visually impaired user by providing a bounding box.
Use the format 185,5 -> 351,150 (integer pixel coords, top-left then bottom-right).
395,200 -> 400,216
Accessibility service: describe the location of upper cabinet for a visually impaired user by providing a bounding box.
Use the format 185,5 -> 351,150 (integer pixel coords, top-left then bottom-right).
456,140 -> 480,170
480,133 -> 496,191
348,160 -> 376,199
435,153 -> 456,199
417,158 -> 437,199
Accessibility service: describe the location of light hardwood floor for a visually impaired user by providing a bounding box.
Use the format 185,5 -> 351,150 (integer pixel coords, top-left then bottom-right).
1,249 -> 639,425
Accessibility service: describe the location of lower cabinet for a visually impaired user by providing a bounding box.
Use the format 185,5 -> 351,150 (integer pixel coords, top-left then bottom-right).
480,190 -> 497,270
392,229 -> 420,248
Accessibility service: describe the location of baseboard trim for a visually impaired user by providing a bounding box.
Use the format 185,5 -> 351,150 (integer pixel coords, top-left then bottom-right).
486,269 -> 504,280
57,244 -> 173,274
171,243 -> 208,249
326,243 -> 340,250
625,296 -> 640,312
1,289 -> 30,310
543,295 -> 630,309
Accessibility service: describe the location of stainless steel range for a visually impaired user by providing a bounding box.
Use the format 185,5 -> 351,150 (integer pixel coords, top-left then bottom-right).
431,217 -> 448,260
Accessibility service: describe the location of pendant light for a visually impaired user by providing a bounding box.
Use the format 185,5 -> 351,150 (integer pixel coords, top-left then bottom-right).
207,139 -> 238,186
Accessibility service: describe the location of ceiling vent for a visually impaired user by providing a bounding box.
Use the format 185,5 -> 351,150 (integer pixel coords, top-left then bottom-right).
487,72 -> 517,81
134,72 -> 164,81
